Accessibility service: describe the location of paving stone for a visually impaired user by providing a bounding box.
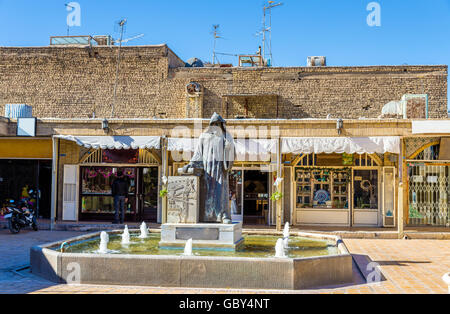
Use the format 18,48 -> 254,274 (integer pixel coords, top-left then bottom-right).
0,230 -> 449,294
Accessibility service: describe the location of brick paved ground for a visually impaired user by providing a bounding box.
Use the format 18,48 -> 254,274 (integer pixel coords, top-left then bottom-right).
0,229 -> 448,294
0,229 -> 83,294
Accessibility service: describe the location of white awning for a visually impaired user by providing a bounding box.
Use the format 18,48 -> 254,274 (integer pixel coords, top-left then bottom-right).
167,138 -> 197,152
168,138 -> 278,155
412,120 -> 450,134
55,135 -> 161,150
282,137 -> 400,155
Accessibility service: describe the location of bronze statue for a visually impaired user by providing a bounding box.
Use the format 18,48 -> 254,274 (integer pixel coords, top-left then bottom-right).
180,113 -> 235,224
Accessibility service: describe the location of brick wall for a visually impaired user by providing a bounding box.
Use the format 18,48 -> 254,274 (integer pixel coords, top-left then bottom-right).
0,45 -> 447,120
172,66 -> 448,119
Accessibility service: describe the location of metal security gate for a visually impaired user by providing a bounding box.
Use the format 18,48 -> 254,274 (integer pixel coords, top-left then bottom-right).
408,162 -> 450,226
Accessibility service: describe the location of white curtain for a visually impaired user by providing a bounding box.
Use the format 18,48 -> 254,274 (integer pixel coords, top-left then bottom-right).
55,135 -> 161,150
282,137 -> 400,155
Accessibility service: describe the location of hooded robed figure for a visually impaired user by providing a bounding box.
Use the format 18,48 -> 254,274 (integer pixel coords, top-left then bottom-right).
182,113 -> 235,223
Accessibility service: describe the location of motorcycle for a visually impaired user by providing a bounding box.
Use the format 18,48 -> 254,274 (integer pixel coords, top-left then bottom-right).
4,198 -> 38,234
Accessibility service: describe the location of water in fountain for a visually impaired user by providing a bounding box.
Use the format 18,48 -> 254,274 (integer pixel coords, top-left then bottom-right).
99,232 -> 109,254
139,222 -> 149,239
122,225 -> 131,245
275,239 -> 286,258
184,239 -> 193,256
283,222 -> 290,248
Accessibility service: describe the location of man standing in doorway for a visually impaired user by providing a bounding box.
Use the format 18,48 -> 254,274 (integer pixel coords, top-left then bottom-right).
112,170 -> 129,224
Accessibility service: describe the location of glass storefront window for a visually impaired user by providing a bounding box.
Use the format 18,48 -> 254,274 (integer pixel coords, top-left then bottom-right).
296,169 -> 349,209
81,167 -> 136,215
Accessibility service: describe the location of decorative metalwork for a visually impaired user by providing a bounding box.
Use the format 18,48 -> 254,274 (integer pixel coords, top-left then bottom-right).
80,149 -> 160,165
408,163 -> 449,226
413,145 -> 440,161
81,149 -> 102,164
406,137 -> 440,159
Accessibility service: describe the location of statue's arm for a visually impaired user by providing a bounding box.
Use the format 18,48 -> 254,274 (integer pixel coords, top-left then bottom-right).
181,137 -> 204,174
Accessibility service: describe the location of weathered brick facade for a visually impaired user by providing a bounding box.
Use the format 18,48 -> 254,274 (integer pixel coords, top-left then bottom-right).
0,45 -> 447,120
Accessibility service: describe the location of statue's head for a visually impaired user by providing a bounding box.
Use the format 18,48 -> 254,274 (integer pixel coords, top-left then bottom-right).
209,113 -> 227,133
209,113 -> 226,127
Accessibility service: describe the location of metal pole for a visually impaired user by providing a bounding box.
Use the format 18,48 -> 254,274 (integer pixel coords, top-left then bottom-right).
276,138 -> 282,231
112,20 -> 126,118
262,7 -> 266,65
398,138 -> 405,239
213,35 -> 216,65
50,137 -> 58,231
161,137 -> 169,224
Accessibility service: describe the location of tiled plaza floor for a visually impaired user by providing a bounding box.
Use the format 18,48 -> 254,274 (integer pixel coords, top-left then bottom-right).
0,229 -> 448,294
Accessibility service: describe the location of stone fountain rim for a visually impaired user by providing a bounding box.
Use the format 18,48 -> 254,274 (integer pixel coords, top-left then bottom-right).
33,229 -> 350,262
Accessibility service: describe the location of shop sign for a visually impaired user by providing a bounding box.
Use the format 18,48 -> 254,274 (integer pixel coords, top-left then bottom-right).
412,176 -> 424,183
427,176 -> 438,183
102,149 -> 139,164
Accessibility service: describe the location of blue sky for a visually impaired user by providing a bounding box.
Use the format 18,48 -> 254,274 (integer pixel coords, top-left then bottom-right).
1,0 -> 450,108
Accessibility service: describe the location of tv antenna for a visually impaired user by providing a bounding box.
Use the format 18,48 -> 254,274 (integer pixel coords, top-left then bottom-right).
211,25 -> 222,65
64,3 -> 75,36
111,18 -> 127,118
115,33 -> 145,44
257,1 -> 283,66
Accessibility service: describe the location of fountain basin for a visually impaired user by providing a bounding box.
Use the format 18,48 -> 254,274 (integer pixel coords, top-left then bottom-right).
30,231 -> 353,290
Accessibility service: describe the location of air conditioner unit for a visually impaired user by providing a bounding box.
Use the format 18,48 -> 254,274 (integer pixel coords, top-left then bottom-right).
307,56 -> 326,67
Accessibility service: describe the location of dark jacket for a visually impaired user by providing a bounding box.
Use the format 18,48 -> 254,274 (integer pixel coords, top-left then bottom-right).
111,177 -> 129,197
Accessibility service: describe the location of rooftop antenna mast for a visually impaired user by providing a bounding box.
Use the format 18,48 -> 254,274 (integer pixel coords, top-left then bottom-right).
261,1 -> 283,66
212,25 -> 221,65
111,18 -> 127,118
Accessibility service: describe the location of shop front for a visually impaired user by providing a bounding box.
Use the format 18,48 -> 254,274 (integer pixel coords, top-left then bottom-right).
282,137 -> 400,227
79,165 -> 159,222
406,139 -> 450,227
56,136 -> 162,223
0,138 -> 53,219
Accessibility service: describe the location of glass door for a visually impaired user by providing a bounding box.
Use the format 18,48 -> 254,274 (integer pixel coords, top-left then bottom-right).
353,169 -> 380,226
229,170 -> 243,223
138,167 -> 159,223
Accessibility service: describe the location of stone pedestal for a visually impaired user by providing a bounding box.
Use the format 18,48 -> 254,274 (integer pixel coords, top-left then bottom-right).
159,223 -> 244,251
167,176 -> 200,224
